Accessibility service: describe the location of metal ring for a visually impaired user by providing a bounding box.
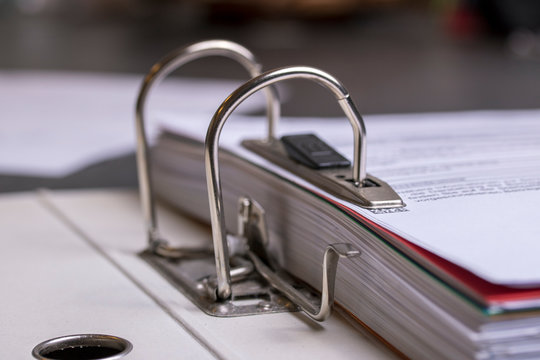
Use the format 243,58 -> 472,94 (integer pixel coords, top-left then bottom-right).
205,65 -> 367,300
135,40 -> 280,248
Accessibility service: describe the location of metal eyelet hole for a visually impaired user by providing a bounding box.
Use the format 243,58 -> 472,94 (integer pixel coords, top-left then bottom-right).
32,334 -> 132,360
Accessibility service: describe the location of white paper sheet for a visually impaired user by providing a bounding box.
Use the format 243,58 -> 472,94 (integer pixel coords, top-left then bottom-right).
0,71 -> 267,176
159,109 -> 540,286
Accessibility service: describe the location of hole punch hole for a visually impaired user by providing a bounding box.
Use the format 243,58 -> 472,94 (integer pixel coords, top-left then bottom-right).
32,334 -> 132,360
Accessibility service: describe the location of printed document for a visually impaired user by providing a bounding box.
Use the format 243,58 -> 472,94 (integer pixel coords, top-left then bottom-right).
160,109 -> 540,286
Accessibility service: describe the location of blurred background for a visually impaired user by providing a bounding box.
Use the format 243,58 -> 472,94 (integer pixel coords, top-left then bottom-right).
1,0 -> 540,191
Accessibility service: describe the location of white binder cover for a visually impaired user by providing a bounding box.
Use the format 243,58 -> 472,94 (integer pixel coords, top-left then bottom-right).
0,189 -> 394,359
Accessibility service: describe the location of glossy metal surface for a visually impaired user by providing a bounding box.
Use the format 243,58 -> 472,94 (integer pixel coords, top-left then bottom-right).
242,139 -> 404,208
140,196 -> 356,320
205,66 -> 367,299
135,39 -> 280,251
141,248 -> 301,317
139,197 -> 302,317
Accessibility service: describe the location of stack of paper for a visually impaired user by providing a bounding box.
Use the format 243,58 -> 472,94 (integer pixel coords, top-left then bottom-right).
150,110 -> 540,359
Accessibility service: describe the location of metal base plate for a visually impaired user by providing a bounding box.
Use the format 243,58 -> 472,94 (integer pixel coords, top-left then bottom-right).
140,250 -> 320,317
242,138 -> 405,209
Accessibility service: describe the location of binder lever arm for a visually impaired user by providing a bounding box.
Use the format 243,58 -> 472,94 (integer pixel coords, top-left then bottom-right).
237,197 -> 360,321
248,244 -> 360,321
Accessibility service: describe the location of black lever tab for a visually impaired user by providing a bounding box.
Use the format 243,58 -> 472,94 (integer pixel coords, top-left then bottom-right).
281,134 -> 350,169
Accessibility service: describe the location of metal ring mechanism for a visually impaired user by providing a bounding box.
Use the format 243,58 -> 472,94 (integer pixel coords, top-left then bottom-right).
205,66 -> 362,320
135,40 -> 280,258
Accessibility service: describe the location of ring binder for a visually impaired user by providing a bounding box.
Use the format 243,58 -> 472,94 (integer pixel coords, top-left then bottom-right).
135,41 -> 400,322
206,66 -> 382,300
136,40 -> 316,318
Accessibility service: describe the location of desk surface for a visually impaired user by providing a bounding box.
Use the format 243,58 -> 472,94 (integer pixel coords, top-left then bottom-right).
1,8 -> 539,193
2,8 -> 539,116
0,189 -> 397,359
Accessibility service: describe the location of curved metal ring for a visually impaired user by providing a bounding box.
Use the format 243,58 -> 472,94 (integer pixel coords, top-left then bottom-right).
205,65 -> 367,300
135,39 -> 281,249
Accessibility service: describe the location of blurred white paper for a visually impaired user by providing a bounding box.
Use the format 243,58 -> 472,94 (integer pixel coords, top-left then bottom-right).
0,71 -> 267,176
